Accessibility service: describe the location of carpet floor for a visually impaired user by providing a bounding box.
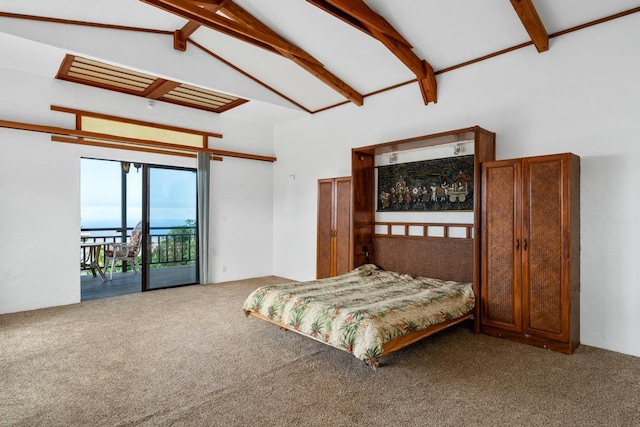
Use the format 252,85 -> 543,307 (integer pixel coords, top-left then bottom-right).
1,277 -> 638,426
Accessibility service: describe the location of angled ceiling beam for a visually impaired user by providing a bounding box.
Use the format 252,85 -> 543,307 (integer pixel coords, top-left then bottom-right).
509,0 -> 549,52
142,0 -> 363,105
192,0 -> 229,11
143,0 -> 322,65
145,0 -> 277,53
174,20 -> 201,51
326,0 -> 412,47
220,1 -> 363,107
308,0 -> 437,105
174,1 -> 230,50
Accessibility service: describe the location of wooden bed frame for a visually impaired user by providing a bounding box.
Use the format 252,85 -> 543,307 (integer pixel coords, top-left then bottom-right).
247,308 -> 473,360
373,221 -> 476,358
246,221 -> 476,363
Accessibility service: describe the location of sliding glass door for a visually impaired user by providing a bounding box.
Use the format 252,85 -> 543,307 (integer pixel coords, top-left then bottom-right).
143,165 -> 198,290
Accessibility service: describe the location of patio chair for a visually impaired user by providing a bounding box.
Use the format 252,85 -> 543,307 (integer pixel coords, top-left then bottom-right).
104,221 -> 142,280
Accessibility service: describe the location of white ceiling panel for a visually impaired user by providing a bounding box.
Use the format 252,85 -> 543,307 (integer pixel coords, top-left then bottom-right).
0,0 -> 637,123
367,0 -> 529,70
191,28 -> 346,112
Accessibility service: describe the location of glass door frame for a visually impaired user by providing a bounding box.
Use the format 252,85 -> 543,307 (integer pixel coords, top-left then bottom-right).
141,163 -> 200,292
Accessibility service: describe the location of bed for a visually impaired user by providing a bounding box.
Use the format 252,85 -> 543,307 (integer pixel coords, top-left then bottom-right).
243,221 -> 478,369
243,263 -> 474,369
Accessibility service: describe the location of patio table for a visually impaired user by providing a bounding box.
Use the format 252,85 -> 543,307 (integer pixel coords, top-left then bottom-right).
81,242 -> 107,282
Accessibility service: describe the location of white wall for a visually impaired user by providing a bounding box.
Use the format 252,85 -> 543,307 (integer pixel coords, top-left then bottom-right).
1,6 -> 637,360
0,68 -> 274,314
272,15 -> 640,357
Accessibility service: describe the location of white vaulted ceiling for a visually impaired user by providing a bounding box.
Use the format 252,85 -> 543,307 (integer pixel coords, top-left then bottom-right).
0,0 -> 638,124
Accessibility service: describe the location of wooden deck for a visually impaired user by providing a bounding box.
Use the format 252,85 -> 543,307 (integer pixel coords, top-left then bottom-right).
81,265 -> 198,301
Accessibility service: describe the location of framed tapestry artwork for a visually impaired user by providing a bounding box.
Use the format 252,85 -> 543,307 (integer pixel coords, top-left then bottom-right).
377,155 -> 474,211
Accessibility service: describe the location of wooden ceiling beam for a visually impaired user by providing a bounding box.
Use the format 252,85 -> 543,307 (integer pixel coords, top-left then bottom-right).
309,0 -> 437,105
305,0 -> 370,36
142,0 -> 364,105
145,0 -> 278,53
192,0 -> 230,12
220,2 -> 280,37
326,0 -> 412,47
509,0 -> 549,52
418,60 -> 437,105
174,1 -> 231,50
145,0 -> 322,66
219,2 -> 319,64
220,1 -> 362,106
174,20 -> 201,51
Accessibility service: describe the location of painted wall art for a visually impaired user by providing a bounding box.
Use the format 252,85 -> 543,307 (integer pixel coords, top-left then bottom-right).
377,155 -> 474,211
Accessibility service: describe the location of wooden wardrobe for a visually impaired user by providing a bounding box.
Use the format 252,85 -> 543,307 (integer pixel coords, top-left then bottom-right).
480,153 -> 580,354
316,177 -> 352,279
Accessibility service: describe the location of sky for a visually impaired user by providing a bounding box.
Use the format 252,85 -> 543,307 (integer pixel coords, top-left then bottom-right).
81,158 -> 196,228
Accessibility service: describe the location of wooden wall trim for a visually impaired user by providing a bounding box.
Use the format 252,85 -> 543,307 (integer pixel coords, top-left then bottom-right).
51,105 -> 221,139
51,135 -> 223,161
0,118 -> 276,162
0,11 -> 171,34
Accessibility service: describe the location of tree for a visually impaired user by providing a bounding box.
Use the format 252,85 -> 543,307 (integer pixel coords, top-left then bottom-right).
150,219 -> 196,268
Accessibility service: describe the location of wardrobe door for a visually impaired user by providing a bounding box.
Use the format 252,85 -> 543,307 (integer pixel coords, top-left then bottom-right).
334,177 -> 352,276
522,155 -> 568,341
316,177 -> 352,279
316,179 -> 335,279
481,159 -> 522,332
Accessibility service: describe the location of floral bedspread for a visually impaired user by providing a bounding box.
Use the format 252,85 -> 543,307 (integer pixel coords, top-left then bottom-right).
242,264 -> 474,368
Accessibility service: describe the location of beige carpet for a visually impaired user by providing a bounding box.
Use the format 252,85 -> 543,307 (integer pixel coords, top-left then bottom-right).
1,277 -> 638,427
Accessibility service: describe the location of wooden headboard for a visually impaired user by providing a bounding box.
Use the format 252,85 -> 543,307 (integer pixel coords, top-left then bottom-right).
372,222 -> 474,283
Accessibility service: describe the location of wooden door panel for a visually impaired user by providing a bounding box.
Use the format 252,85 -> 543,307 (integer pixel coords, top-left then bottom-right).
316,179 -> 334,279
523,156 -> 566,338
482,160 -> 521,330
351,151 -> 375,267
335,178 -> 352,275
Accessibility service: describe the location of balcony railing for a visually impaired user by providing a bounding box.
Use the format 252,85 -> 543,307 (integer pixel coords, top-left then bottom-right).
81,225 -> 196,271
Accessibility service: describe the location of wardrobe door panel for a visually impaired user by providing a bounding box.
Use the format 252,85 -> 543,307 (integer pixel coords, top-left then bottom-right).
317,177 -> 352,279
317,179 -> 335,279
523,156 -> 566,339
482,160 -> 522,331
335,178 -> 352,276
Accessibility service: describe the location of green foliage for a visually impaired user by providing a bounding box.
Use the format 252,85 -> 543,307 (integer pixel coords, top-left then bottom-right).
150,219 -> 196,268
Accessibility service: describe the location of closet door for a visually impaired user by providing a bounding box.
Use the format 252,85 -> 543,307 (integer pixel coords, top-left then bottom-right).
522,155 -> 569,341
481,159 -> 522,332
333,177 -> 352,276
316,179 -> 335,279
316,177 -> 352,279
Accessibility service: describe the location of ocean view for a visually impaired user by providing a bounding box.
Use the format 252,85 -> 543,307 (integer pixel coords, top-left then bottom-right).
81,218 -> 195,237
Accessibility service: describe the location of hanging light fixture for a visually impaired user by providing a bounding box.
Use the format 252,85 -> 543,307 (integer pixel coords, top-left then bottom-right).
133,162 -> 142,173
121,161 -> 131,173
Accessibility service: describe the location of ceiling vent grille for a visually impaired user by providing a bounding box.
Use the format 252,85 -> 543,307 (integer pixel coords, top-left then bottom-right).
56,54 -> 248,113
